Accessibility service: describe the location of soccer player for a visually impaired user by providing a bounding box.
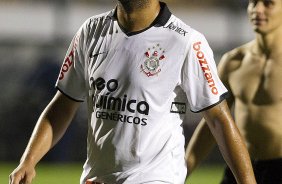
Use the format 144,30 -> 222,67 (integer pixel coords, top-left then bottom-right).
9,1 -> 256,184
186,0 -> 282,183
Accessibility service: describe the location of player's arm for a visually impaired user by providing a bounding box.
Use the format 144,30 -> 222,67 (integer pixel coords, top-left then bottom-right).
9,91 -> 81,184
185,117 -> 215,174
185,52 -> 235,174
201,100 -> 255,184
185,97 -> 234,174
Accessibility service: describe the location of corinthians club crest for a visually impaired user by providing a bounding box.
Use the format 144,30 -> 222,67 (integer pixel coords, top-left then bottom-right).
141,44 -> 166,77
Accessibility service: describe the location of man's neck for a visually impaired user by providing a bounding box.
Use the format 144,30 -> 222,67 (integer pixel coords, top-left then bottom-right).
117,0 -> 160,33
255,27 -> 282,57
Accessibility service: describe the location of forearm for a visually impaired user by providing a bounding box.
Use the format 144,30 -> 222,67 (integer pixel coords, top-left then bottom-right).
204,101 -> 256,184
10,92 -> 80,184
20,115 -> 54,167
185,119 -> 216,174
215,122 -> 254,183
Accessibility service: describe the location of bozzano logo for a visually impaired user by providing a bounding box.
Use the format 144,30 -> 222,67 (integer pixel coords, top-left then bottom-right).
59,34 -> 79,80
193,41 -> 218,95
59,50 -> 74,80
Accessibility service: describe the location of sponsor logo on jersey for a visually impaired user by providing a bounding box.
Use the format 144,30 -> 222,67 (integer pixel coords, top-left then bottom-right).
140,44 -> 165,77
59,50 -> 74,80
192,41 -> 218,95
90,77 -> 149,126
164,22 -> 188,36
170,102 -> 186,114
59,34 -> 79,80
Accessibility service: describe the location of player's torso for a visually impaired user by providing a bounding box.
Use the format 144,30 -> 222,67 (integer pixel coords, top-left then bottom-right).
82,16 -> 190,177
85,21 -> 188,120
228,49 -> 282,159
77,6 -> 192,183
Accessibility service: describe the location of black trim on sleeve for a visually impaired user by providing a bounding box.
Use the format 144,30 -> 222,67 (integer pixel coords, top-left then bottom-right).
190,92 -> 230,113
56,86 -> 84,102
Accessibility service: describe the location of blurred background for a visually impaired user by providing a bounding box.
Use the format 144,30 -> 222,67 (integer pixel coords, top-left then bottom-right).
0,0 -> 254,182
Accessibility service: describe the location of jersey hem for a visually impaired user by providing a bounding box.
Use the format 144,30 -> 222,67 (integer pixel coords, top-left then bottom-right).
190,92 -> 230,113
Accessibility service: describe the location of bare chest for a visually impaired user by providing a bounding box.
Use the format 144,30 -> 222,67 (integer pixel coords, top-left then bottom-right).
229,56 -> 282,104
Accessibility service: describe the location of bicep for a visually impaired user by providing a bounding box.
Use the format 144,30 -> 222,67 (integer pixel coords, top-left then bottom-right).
23,91 -> 82,155
201,100 -> 235,140
44,91 -> 81,127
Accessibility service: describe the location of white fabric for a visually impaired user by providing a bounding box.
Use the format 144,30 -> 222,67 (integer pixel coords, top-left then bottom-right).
56,6 -> 227,184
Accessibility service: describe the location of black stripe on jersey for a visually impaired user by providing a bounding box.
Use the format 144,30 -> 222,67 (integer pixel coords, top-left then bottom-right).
87,14 -> 114,56
87,13 -> 115,71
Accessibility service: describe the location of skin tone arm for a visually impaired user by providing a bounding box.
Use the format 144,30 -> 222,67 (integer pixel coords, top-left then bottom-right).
186,52 -> 238,174
186,100 -> 256,184
9,91 -> 81,184
185,117 -> 215,173
185,94 -> 234,173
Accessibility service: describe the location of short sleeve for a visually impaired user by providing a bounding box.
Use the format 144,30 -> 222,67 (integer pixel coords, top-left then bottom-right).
55,20 -> 88,102
181,30 -> 228,112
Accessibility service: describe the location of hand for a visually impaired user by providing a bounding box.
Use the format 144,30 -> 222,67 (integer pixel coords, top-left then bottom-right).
9,163 -> 36,184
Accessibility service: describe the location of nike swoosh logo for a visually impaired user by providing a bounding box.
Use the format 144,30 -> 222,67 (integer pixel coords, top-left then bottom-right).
90,51 -> 108,58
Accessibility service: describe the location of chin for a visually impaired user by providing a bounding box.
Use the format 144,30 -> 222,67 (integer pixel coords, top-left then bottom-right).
252,25 -> 265,34
254,28 -> 267,35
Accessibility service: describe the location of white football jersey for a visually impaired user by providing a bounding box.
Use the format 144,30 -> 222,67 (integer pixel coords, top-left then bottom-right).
56,2 -> 228,184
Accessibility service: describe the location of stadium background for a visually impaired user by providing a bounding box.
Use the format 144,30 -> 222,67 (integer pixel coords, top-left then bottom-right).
0,0 -> 253,183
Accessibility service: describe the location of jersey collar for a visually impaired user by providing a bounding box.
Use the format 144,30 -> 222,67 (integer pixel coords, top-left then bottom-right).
150,2 -> 172,27
111,2 -> 171,36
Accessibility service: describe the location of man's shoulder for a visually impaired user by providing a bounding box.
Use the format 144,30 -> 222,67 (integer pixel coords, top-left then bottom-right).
77,9 -> 115,37
83,10 -> 114,27
218,41 -> 254,74
168,14 -> 190,28
222,41 -> 254,62
164,14 -> 211,47
91,9 -> 114,19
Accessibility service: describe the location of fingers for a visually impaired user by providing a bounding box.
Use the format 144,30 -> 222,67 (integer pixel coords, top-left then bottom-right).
9,167 -> 36,184
9,173 -> 35,184
9,171 -> 23,184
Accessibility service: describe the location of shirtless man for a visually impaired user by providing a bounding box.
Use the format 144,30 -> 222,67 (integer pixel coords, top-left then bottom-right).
186,0 -> 282,183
